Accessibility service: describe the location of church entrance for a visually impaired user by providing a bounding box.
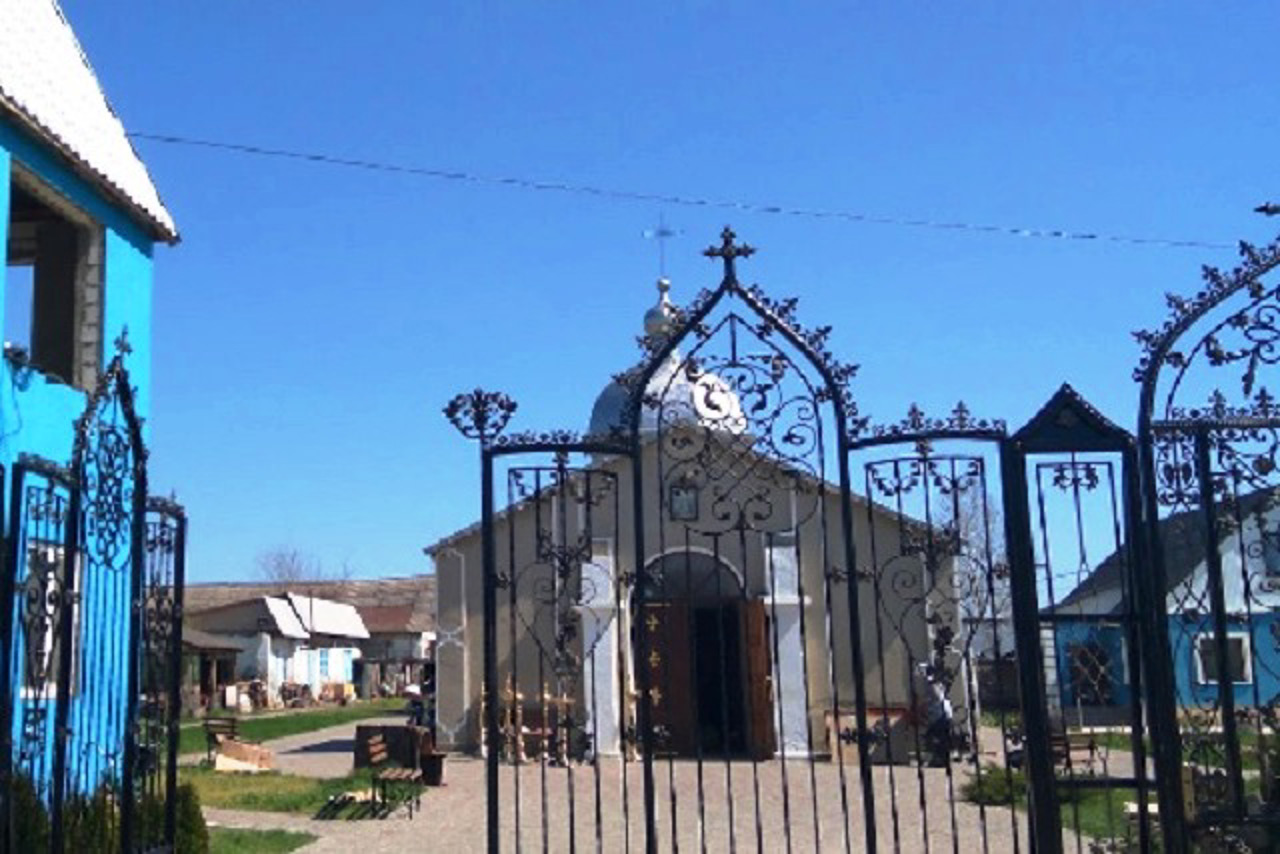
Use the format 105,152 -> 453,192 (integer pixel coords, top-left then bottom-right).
638,553 -> 774,759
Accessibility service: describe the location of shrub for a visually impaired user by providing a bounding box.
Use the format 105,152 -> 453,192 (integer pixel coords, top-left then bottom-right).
962,763 -> 1027,806
176,782 -> 210,854
11,775 -> 50,852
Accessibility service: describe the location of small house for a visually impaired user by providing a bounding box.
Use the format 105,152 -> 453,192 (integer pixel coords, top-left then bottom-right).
185,594 -> 368,705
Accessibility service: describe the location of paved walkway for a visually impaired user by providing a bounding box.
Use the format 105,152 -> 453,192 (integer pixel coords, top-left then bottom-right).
203,720 -> 1098,853
266,715 -> 406,778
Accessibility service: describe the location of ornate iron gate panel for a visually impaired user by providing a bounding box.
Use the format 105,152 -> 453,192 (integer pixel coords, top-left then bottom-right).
0,455 -> 72,852
1005,385 -> 1155,853
848,413 -> 1038,854
137,497 -> 187,849
1135,235 -> 1280,852
450,229 -> 887,853
0,346 -> 186,854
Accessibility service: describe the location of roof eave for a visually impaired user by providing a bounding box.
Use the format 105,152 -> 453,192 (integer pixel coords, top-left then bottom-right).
0,96 -> 179,244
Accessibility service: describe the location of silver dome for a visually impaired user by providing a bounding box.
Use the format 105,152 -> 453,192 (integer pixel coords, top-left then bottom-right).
588,280 -> 744,437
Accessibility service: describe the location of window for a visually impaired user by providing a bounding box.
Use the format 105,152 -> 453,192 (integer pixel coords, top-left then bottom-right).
668,481 -> 699,521
1195,633 -> 1252,684
19,542 -> 81,698
5,165 -> 103,389
319,648 -> 329,679
1067,641 -> 1113,705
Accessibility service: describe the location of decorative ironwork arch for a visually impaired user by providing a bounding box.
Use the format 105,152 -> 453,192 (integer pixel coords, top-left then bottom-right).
1136,233 -> 1280,429
609,227 -> 865,444
448,226 -> 889,854
1132,232 -> 1280,853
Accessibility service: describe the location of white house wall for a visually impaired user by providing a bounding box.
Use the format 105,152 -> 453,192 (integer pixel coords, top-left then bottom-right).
1167,508 -> 1280,614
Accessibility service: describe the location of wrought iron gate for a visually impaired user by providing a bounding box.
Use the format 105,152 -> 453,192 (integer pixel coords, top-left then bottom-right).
0,347 -> 187,854
449,225 -> 1280,852
1133,237 -> 1280,852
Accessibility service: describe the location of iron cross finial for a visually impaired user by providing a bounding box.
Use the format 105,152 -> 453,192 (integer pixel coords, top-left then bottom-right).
703,225 -> 755,283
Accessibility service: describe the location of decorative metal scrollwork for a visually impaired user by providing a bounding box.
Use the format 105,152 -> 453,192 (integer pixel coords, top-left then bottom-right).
860,402 -> 1007,446
444,388 -> 518,444
1136,232 -> 1280,418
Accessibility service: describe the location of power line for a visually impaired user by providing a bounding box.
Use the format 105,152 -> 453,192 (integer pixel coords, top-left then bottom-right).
128,131 -> 1234,251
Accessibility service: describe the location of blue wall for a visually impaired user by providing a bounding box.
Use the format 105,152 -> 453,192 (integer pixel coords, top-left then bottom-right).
1051,620 -> 1132,709
1168,612 -> 1280,709
0,116 -> 157,799
1053,613 -> 1280,711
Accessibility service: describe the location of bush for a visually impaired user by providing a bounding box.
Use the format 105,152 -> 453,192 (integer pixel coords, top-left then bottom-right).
176,782 -> 210,854
962,763 -> 1027,806
64,787 -> 117,853
11,775 -> 50,852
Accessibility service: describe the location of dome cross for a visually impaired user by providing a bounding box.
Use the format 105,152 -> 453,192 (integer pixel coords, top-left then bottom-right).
703,226 -> 755,284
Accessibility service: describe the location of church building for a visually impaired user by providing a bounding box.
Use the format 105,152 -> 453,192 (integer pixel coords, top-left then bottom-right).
429,270 -> 956,763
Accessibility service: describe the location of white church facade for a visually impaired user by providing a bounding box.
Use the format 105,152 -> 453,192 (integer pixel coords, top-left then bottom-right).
428,273 -> 959,762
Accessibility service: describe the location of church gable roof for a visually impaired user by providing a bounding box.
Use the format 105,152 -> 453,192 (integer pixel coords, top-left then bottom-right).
0,0 -> 178,241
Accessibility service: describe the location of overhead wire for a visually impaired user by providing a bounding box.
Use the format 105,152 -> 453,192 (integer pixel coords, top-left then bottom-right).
127,132 -> 1234,251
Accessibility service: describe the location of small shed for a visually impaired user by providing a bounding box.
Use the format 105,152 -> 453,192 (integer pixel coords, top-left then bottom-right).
181,627 -> 242,715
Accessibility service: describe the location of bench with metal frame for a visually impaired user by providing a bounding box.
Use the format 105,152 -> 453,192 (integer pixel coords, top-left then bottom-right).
367,732 -> 423,819
202,716 -> 239,762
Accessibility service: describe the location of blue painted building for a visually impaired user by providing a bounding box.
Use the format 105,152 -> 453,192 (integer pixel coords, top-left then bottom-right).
1055,487 -> 1280,716
0,0 -> 178,808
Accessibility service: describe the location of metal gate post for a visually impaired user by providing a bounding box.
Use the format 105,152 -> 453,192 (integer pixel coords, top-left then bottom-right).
1192,429 -> 1246,817
164,504 -> 189,846
481,446 -> 500,854
1117,443 -> 1152,854
1132,430 -> 1188,854
48,469 -> 82,854
0,466 -> 16,854
629,431 -> 658,854
999,437 -> 1062,854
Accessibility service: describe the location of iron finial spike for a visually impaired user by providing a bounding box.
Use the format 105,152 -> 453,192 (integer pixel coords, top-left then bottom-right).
703,225 -> 755,284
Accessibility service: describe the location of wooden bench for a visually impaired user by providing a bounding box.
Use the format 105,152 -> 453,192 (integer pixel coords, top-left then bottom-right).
203,716 -> 239,762
367,732 -> 422,818
1047,719 -> 1097,772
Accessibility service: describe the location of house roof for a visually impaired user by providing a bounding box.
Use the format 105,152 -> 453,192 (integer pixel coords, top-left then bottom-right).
264,597 -> 310,639
358,605 -> 417,634
287,593 -> 369,640
181,626 -> 242,653
185,575 -> 436,634
1058,486 -> 1278,614
0,0 -> 178,241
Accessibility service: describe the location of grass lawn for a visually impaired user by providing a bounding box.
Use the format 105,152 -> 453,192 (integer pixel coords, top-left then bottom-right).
179,698 -> 404,755
1091,728 -> 1270,771
210,827 -> 317,854
1058,786 -> 1141,843
181,765 -> 373,814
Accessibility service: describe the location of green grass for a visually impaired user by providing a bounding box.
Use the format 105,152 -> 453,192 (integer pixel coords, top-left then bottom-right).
210,827 -> 317,854
180,765 -> 374,814
1091,728 -> 1270,771
180,698 -> 404,755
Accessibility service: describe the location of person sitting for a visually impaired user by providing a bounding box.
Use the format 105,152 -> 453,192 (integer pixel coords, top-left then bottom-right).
405,684 -> 426,727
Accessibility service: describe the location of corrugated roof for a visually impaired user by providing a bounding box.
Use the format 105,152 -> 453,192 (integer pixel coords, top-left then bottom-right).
358,604 -> 416,634
0,0 -> 178,241
287,593 -> 370,640
181,626 -> 243,652
184,575 -> 435,634
264,596 -> 309,639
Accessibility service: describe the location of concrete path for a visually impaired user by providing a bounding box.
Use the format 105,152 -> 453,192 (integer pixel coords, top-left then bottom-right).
265,715 -> 406,778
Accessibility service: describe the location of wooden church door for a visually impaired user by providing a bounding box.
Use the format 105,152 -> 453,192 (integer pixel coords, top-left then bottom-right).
641,602 -> 695,755
743,600 -> 776,759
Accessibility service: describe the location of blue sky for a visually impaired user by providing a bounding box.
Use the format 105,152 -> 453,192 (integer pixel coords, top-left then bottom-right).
57,2 -> 1279,582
